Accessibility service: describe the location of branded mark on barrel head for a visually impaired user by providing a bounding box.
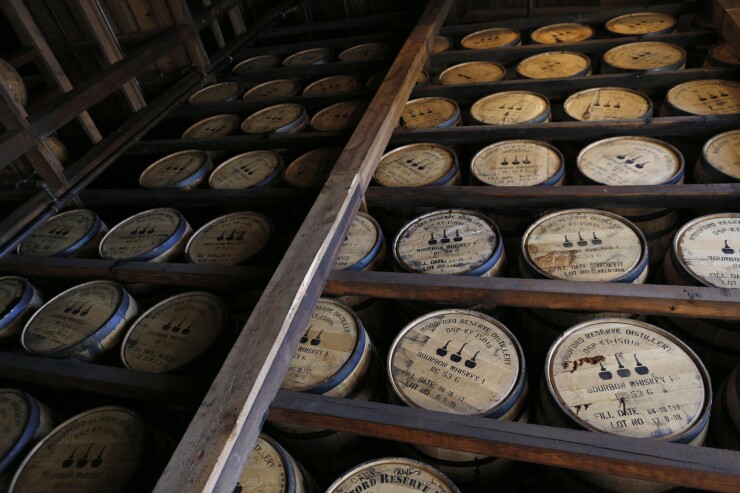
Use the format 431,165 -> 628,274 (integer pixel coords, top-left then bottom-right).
604,42 -> 685,71
186,212 -> 272,265
121,292 -> 226,373
709,42 -> 740,66
390,310 -> 521,415
243,79 -> 299,100
334,213 -> 380,270
439,61 -> 506,86
209,150 -> 282,189
605,12 -> 677,36
674,214 -> 740,288
0,390 -> 30,462
396,210 -> 498,275
282,300 -> 359,391
241,104 -> 306,134
564,87 -> 652,121
703,130 -> 740,180
22,281 -> 123,355
18,210 -> 99,256
524,210 -> 643,281
283,48 -> 331,66
100,209 -> 183,260
530,23 -> 594,44
303,75 -> 361,96
517,51 -> 591,79
666,79 -> 740,116
472,140 -> 562,186
233,54 -> 280,74
375,144 -> 456,187
578,137 -> 682,185
400,98 -> 459,129
188,82 -> 241,103
547,319 -> 707,440
237,435 -> 288,492
311,100 -> 368,132
471,91 -> 549,125
327,457 -> 460,493
10,407 -> 145,493
339,42 -> 390,62
461,28 -> 520,49
182,114 -> 240,139
285,147 -> 340,188
139,150 -> 209,189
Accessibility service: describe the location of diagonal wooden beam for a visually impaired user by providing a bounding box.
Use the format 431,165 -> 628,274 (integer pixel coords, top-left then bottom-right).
165,0 -> 211,71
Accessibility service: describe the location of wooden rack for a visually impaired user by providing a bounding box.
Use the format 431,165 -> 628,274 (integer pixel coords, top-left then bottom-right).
0,1 -> 738,492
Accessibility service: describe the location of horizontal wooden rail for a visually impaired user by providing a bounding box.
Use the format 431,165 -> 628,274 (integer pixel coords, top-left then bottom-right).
263,12 -> 409,38
129,131 -> 348,154
240,31 -> 401,56
78,188 -> 318,207
324,271 -> 740,320
270,391 -> 740,493
224,59 -> 388,82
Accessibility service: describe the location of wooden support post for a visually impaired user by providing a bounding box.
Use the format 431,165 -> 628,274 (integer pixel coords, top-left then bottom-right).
0,0 -> 103,144
202,0 -> 227,48
227,3 -> 247,35
166,0 -> 212,72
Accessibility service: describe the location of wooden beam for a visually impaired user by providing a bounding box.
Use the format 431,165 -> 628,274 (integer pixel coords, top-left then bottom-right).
236,31 -> 400,57
202,0 -> 226,48
262,12 -> 408,38
127,132 -> 348,154
165,0 -> 211,71
77,188 -> 317,208
152,2 -> 453,492
721,5 -> 740,54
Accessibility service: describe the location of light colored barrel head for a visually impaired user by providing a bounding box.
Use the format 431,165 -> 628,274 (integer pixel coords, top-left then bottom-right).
326,457 -> 461,493
303,75 -> 361,96
311,100 -> 368,132
242,79 -> 299,100
375,143 -> 457,187
702,130 -> 740,181
708,42 -> 740,66
471,140 -> 563,186
666,79 -> 740,116
471,91 -> 550,125
209,150 -> 283,189
339,42 -> 390,62
439,61 -> 506,85
18,210 -> 102,257
605,12 -> 677,36
603,42 -> 685,72
139,150 -> 210,189
285,147 -> 340,188
564,87 -> 652,121
283,48 -> 331,66
0,59 -> 26,107
334,212 -> 383,270
531,23 -> 594,44
0,390 -> 32,468
182,114 -> 241,139
186,212 -> 272,265
188,82 -> 241,103
100,208 -> 186,261
236,434 -> 290,493
400,97 -> 460,129
241,104 -> 306,134
461,28 -> 520,49
233,54 -> 280,74
517,51 -> 591,79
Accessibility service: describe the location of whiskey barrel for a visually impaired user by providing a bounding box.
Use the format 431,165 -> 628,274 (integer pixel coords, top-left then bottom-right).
310,100 -> 368,132
241,103 -> 308,134
302,75 -> 361,96
284,147 -> 340,188
0,277 -> 43,342
9,406 -> 165,493
516,51 -> 592,79
185,211 -> 273,265
282,48 -> 332,66
0,59 -> 26,107
388,309 -> 527,485
710,364 -> 740,450
100,208 -> 192,263
233,54 -> 280,74
438,61 -> 506,85
235,433 -> 320,493
242,79 -> 300,100
325,457 -> 461,493
182,114 -> 241,139
120,291 -> 228,373
694,130 -> 740,184
576,136 -> 684,263
139,150 -> 212,189
400,97 -> 461,129
470,91 -> 551,125
540,318 -> 711,493
530,23 -> 594,44
461,28 -> 521,49
21,280 -> 138,361
338,42 -> 390,62
209,150 -> 284,189
662,79 -> 740,116
17,209 -> 108,258
563,87 -> 653,121
188,82 -> 241,103
432,35 -> 452,53
602,42 -> 686,73
704,42 -> 740,68
605,12 -> 677,37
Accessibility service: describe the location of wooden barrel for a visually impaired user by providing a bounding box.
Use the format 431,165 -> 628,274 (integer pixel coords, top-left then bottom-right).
388,309 -> 527,485
432,35 -> 452,53
241,103 -> 308,134
310,100 -> 368,132
530,23 -> 594,44
9,406 -> 165,493
516,51 -> 592,79
470,139 -> 564,255
181,114 -> 241,139
187,82 -> 241,103
302,75 -> 361,96
185,211 -> 273,265
282,48 -> 332,66
233,54 -> 280,74
21,280 -> 138,362
243,79 -> 300,100
694,129 -> 740,184
325,457 -> 461,493
17,209 -> 108,259
284,147 -> 340,188
604,12 -> 677,37
139,150 -> 212,189
209,150 -> 284,189
338,42 -> 391,62
235,433 -> 320,493
400,97 -> 461,129
0,59 -> 26,107
45,136 -> 70,164
438,61 -> 506,85
577,136 -> 684,263
120,291 -> 227,373
602,42 -> 686,73
0,277 -> 43,342
0,389 -> 54,490
662,79 -> 740,116
659,213 -> 740,377
540,318 -> 711,493
470,91 -> 551,125
710,364 -> 740,450
100,208 -> 192,263
461,28 -> 521,50
563,87 -> 653,121
704,42 -> 740,68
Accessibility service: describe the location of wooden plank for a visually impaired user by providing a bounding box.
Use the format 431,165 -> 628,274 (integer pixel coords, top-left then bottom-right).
263,12 -> 408,38
78,188 -> 317,208
224,58 -> 388,82
152,2 -> 453,492
270,391 -> 740,493
165,0 -> 212,71
714,0 -> 740,30
201,0 -> 226,48
0,131 -> 35,169
128,0 -> 183,73
721,7 -> 740,55
127,132 -> 348,154
7,48 -> 36,68
237,31 -> 400,57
